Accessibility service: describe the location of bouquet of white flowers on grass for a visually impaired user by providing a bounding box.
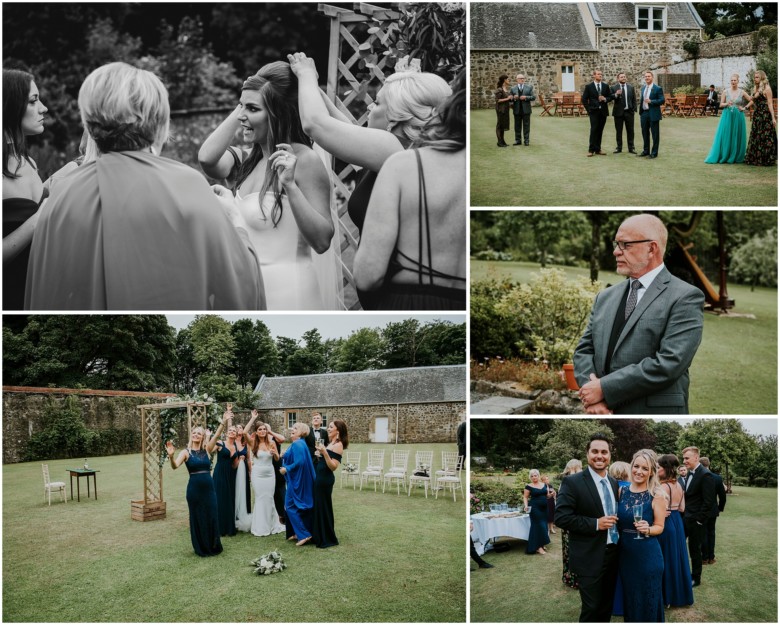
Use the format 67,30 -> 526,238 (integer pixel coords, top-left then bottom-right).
250,551 -> 287,576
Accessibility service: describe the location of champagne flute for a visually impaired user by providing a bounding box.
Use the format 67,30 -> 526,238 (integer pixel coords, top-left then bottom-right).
632,503 -> 645,540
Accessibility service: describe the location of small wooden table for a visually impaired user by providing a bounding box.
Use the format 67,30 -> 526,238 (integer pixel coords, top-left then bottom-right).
67,468 -> 99,502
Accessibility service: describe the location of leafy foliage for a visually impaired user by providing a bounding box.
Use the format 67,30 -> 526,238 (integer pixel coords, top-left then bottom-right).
730,228 -> 777,289
694,2 -> 778,38
495,269 -> 601,368
470,357 -> 566,391
24,396 -> 95,461
470,276 -> 529,360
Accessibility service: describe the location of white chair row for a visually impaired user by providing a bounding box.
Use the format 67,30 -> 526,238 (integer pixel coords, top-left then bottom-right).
339,450 -> 464,500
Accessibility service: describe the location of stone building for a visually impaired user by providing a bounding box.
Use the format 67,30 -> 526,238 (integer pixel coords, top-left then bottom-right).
471,2 -> 705,108
253,365 -> 466,444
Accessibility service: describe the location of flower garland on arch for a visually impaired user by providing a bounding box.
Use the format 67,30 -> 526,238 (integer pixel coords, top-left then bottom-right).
157,392 -> 222,467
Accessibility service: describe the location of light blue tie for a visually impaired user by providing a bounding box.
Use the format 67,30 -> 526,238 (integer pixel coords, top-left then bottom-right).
601,478 -> 619,544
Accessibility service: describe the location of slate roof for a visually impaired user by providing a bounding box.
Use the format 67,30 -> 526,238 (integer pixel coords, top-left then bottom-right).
471,3 -> 594,50
471,3 -> 703,50
254,365 -> 467,409
591,2 -> 704,29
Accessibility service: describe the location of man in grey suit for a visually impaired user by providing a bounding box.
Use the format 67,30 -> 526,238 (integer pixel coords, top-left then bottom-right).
509,73 -> 535,145
574,214 -> 705,414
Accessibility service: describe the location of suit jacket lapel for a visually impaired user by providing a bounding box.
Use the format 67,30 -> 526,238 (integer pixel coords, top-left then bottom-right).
614,268 -> 670,353
597,281 -> 631,373
584,470 -> 606,516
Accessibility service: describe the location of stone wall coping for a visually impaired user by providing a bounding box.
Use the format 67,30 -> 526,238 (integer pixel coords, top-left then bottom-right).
260,400 -> 465,411
2,386 -> 175,399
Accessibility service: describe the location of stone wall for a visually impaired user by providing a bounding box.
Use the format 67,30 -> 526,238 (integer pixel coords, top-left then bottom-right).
471,27 -> 700,108
257,401 -> 466,444
2,387 -> 175,464
698,32 -> 761,58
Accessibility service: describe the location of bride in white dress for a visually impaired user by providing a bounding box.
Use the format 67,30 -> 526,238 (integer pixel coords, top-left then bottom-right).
200,61 -> 342,310
249,423 -> 286,537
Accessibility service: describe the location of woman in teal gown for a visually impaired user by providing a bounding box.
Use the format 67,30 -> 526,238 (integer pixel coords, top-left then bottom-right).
312,419 -> 348,548
617,449 -> 667,622
523,469 -> 552,554
165,416 -> 229,557
705,74 -> 752,164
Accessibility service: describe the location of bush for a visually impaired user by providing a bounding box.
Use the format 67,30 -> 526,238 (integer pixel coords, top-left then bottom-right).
730,228 -> 777,289
731,476 -> 749,486
672,85 -> 696,96
470,357 -> 567,391
24,396 -> 95,461
89,428 -> 141,456
470,277 -> 530,360
470,480 -> 523,509
495,269 -> 601,368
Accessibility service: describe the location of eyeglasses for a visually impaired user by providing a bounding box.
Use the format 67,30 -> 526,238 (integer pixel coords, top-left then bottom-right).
613,239 -> 653,251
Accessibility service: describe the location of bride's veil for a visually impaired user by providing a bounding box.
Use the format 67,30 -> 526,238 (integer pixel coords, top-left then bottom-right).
312,142 -> 346,310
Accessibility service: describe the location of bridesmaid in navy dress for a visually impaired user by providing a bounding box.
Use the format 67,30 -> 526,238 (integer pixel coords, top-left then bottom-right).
657,454 -> 694,608
312,419 -> 348,548
523,469 -> 552,555
212,419 -> 239,537
166,416 -> 229,557
617,449 -> 667,622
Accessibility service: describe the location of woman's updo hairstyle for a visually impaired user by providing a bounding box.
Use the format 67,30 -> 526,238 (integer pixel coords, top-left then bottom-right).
235,61 -> 311,227
419,69 -> 466,151
381,71 -> 452,145
79,62 -> 170,154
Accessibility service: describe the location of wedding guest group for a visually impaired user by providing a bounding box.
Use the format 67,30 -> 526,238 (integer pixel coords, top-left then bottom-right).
166,409 -> 349,555
5,54 -> 466,311
555,433 -> 722,623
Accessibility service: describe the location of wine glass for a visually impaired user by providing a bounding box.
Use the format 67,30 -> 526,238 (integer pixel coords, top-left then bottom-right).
632,503 -> 645,540
313,430 -> 321,457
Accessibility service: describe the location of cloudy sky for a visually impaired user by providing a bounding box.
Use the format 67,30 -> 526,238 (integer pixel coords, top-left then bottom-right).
669,417 -> 777,437
166,313 -> 466,341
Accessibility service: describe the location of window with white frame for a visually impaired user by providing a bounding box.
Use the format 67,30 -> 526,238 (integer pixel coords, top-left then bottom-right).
286,411 -> 297,429
636,5 -> 666,32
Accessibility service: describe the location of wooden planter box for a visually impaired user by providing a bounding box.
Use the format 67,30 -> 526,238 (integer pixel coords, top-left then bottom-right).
131,499 -> 166,521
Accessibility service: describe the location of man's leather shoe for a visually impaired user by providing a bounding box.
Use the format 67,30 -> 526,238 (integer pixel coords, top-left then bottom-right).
596,151 -> 607,155
587,152 -> 594,157
497,142 -> 507,147
648,154 -> 657,159
479,562 -> 494,569
637,152 -> 649,157
524,142 -> 529,146
613,148 -> 622,153
692,578 -> 701,587
513,141 -> 522,145
629,149 -> 637,154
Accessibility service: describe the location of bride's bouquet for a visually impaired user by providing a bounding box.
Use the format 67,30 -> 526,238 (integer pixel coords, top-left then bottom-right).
250,551 -> 287,576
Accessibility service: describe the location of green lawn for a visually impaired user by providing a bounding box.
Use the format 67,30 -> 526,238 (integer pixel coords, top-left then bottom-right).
471,260 -> 778,414
470,484 -> 778,622
470,110 -> 778,206
3,444 -> 466,622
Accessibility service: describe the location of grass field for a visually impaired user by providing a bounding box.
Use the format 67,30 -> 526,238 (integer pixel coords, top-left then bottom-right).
470,110 -> 778,206
470,482 -> 778,622
3,444 -> 466,623
471,260 -> 778,414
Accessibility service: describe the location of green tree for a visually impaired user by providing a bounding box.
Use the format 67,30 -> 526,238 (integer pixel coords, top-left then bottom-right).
648,419 -> 685,455
606,419 -> 657,462
285,329 -> 327,375
230,319 -> 281,386
678,419 -> 758,492
730,228 -> 778,289
173,328 -> 200,396
470,419 -> 553,469
275,336 -> 299,375
2,315 -> 175,391
424,321 -> 467,365
535,420 -> 615,468
381,319 -> 436,368
335,328 -> 385,372
188,315 -> 238,401
694,3 -> 777,38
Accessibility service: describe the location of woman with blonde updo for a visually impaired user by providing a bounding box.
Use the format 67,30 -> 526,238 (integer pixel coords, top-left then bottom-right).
25,62 -> 263,310
616,449 -> 667,622
287,52 -> 451,242
200,61 -> 337,310
705,73 -> 752,164
745,70 -> 777,166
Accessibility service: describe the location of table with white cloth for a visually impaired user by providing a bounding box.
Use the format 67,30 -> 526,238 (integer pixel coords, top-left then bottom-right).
470,512 -> 531,555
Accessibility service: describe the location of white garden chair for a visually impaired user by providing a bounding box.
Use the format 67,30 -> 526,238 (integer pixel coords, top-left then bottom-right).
340,451 -> 361,490
435,453 -> 464,501
42,464 -> 66,505
407,450 -> 434,498
382,450 -> 410,495
360,449 -> 385,491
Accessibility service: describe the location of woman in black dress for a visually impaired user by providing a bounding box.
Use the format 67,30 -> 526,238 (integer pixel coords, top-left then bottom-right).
165,415 -> 228,557
745,70 -> 777,166
312,419 -> 348,548
523,468 -> 552,554
495,74 -> 511,147
212,416 -> 239,537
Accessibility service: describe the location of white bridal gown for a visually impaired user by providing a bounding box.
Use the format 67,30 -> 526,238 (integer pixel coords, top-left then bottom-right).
250,449 -> 285,536
235,453 -> 252,532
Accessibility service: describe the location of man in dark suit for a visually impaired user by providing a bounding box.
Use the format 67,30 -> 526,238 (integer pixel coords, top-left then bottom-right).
555,433 -> 619,622
677,465 -> 689,489
611,72 -> 636,153
582,69 -> 617,156
638,70 -> 665,158
682,446 -> 716,587
699,456 -> 726,565
704,85 -> 719,116
575,214 -> 705,414
509,73 -> 535,145
305,412 -> 328,463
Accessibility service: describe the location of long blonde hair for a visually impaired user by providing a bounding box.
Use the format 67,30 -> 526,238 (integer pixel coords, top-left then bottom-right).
631,449 -> 667,500
753,70 -> 770,97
